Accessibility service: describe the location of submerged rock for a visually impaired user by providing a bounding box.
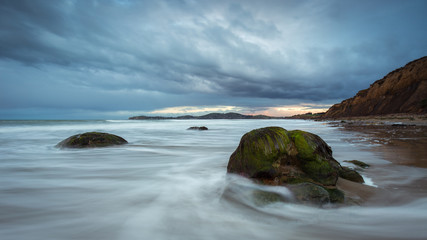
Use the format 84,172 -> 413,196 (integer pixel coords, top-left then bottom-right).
227,126 -> 363,205
187,126 -> 208,130
288,183 -> 330,206
57,132 -> 128,148
252,190 -> 285,206
344,160 -> 370,168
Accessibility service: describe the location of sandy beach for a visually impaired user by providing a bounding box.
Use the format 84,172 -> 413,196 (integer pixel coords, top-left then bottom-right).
325,113 -> 427,126
325,117 -> 427,206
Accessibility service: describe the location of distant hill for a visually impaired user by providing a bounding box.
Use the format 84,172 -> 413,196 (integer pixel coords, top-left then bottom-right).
323,56 -> 427,118
286,112 -> 325,119
129,112 -> 283,120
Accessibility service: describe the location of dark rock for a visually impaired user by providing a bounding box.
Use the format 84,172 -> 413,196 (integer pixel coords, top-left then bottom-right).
325,188 -> 345,203
227,127 -> 341,186
57,132 -> 127,148
227,127 -> 293,179
344,160 -> 370,168
391,123 -> 415,127
252,190 -> 285,206
227,126 -> 365,206
187,126 -> 208,130
289,130 -> 342,186
339,167 -> 365,183
288,183 -> 330,206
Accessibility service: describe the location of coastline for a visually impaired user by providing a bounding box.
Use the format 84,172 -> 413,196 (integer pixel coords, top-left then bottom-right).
320,113 -> 427,126
325,115 -> 427,206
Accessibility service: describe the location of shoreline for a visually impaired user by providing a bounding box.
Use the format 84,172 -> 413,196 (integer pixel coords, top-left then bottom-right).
318,113 -> 427,126
327,116 -> 427,206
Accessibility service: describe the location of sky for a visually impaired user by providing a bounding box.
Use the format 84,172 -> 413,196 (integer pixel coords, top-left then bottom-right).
1,0 -> 427,119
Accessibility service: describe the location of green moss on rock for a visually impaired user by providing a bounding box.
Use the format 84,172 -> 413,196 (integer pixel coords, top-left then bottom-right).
57,132 -> 128,148
227,126 -> 366,206
228,127 -> 342,186
288,130 -> 340,186
227,127 -> 295,179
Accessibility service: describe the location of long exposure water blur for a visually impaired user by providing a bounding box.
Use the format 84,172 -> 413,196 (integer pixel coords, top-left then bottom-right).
1,119 -> 426,240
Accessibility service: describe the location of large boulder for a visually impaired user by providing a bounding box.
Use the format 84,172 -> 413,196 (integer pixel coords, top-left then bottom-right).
227,127 -> 363,205
57,132 -> 128,148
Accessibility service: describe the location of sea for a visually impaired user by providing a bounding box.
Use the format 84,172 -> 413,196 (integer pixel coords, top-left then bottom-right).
1,119 -> 426,240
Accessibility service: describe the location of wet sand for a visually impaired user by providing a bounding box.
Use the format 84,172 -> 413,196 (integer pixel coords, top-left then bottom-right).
323,113 -> 427,127
330,120 -> 427,167
328,119 -> 427,206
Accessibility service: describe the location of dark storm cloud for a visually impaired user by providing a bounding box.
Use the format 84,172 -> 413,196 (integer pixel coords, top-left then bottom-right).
1,0 -> 427,118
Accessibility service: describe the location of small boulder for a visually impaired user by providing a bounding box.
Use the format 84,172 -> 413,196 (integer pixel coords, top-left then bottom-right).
57,132 -> 127,148
187,126 -> 208,130
325,187 -> 345,203
288,183 -> 330,206
344,160 -> 370,168
339,167 -> 364,183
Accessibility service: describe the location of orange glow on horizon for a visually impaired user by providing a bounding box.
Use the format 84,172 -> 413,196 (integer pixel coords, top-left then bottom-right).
147,104 -> 330,117
244,105 -> 329,117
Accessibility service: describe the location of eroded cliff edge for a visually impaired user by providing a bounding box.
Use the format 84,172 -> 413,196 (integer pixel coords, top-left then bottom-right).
323,56 -> 427,118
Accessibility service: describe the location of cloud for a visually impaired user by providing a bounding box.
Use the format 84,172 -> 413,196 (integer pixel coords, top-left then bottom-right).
1,0 -> 427,118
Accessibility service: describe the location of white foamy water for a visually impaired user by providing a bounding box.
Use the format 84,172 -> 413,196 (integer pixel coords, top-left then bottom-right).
1,119 -> 426,240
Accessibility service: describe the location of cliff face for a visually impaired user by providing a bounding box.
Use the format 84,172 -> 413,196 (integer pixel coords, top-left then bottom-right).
323,56 -> 427,118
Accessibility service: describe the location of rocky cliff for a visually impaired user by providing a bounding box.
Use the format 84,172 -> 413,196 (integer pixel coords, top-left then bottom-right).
323,56 -> 427,118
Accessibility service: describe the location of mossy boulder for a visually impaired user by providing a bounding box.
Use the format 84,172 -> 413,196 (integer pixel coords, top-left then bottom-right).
227,127 -> 296,179
227,126 -> 363,205
227,127 -> 341,186
288,130 -> 341,186
57,132 -> 128,148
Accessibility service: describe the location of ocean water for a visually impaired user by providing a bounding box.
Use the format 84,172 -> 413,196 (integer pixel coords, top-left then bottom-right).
0,119 -> 426,240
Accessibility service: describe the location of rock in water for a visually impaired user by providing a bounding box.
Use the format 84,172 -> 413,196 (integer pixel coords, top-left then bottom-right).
187,126 -> 208,130
57,132 -> 128,148
288,130 -> 342,186
227,127 -> 294,179
339,167 -> 365,183
227,127 -> 342,186
227,126 -> 363,205
288,183 -> 330,206
344,160 -> 370,168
